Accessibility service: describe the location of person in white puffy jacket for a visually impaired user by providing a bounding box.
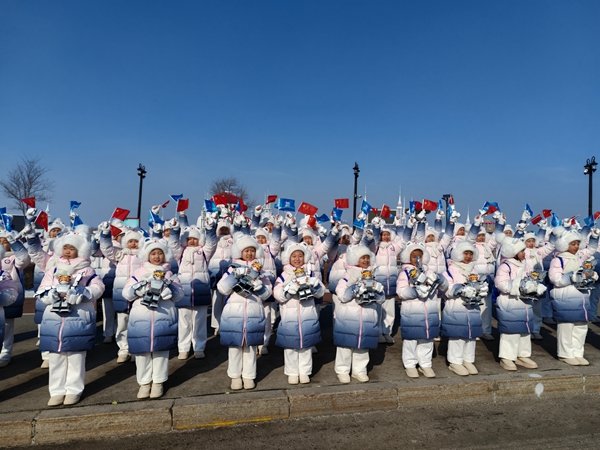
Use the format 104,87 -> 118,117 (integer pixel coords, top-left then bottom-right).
396,242 -> 447,378
273,243 -> 324,384
217,235 -> 273,391
123,239 -> 183,400
333,245 -> 385,383
175,221 -> 217,360
208,218 -> 234,334
99,224 -> 144,363
548,230 -> 599,366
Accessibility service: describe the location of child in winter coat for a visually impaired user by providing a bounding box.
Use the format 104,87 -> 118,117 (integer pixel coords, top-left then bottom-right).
273,243 -> 325,384
123,240 -> 183,399
208,218 -> 234,334
495,238 -> 546,371
36,233 -> 105,406
175,223 -> 217,359
334,245 -> 385,383
99,224 -> 144,363
548,230 -> 599,366
396,243 -> 447,378
442,241 -> 488,376
217,235 -> 273,390
0,270 -> 19,357
0,231 -> 30,367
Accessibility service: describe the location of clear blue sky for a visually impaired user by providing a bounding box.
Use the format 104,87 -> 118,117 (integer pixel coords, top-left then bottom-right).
1,0 -> 599,225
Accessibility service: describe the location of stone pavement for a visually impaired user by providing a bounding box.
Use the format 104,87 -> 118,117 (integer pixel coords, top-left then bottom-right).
2,300 -> 600,447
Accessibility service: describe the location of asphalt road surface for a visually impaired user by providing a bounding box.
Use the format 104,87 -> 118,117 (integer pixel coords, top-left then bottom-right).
22,393 -> 600,450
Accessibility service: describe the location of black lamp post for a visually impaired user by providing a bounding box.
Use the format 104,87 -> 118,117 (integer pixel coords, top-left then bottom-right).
353,162 -> 360,223
137,163 -> 147,221
584,157 -> 597,217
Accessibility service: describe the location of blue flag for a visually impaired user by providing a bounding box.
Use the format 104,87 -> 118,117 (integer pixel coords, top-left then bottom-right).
72,215 -> 83,228
204,199 -> 217,213
584,215 -> 594,228
276,198 -> 296,212
550,213 -> 561,228
1,213 -> 13,232
148,210 -> 164,227
360,199 -> 372,215
170,194 -> 183,202
70,200 -> 81,211
409,201 -> 415,215
331,208 -> 343,222
316,214 -> 330,223
438,200 -> 443,211
525,203 -> 534,217
353,218 -> 365,230
0,207 -> 7,216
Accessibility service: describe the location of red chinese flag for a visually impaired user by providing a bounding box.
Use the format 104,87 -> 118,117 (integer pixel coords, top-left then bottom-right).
298,202 -> 318,216
110,225 -> 123,238
213,193 -> 228,205
112,207 -> 130,221
334,198 -> 349,209
414,201 -> 423,211
422,199 -> 438,212
307,216 -> 317,228
177,198 -> 189,212
485,205 -> 498,215
372,208 -> 379,216
34,210 -> 48,231
21,197 -> 36,208
531,214 -> 542,225
381,205 -> 391,218
542,209 -> 552,218
266,195 -> 277,204
594,211 -> 600,221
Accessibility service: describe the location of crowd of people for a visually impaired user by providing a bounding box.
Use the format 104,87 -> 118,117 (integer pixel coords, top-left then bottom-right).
0,198 -> 599,407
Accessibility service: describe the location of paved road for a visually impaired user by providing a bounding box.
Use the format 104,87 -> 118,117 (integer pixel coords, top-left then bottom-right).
21,394 -> 600,449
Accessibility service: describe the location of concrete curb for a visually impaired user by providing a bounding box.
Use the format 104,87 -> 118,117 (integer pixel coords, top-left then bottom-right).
4,371 -> 600,447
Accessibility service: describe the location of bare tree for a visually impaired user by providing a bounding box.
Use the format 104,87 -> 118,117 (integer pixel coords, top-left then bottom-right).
209,177 -> 251,204
0,157 -> 53,214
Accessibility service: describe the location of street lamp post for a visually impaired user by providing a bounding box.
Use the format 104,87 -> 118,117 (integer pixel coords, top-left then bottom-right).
353,162 -> 360,224
584,157 -> 597,217
137,163 -> 147,221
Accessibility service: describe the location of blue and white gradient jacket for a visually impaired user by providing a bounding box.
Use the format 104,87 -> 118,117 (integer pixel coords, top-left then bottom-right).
123,262 -> 183,354
273,264 -> 324,349
216,259 -> 272,347
441,261 -> 483,340
333,266 -> 385,349
396,263 -> 446,340
494,259 -> 535,334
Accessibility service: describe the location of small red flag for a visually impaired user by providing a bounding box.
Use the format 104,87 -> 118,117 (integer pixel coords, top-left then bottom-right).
484,205 -> 498,215
448,195 -> 454,205
542,209 -> 552,218
334,198 -> 349,209
161,200 -> 170,208
177,198 -> 189,212
34,210 -> 48,231
381,205 -> 391,218
307,216 -> 317,228
110,225 -> 123,238
372,208 -> 379,216
594,211 -> 600,221
298,202 -> 318,216
237,198 -> 248,213
422,199 -> 438,212
21,197 -> 36,208
531,214 -> 542,225
212,194 -> 227,205
112,207 -> 130,221
266,195 -> 277,204
414,201 -> 423,212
